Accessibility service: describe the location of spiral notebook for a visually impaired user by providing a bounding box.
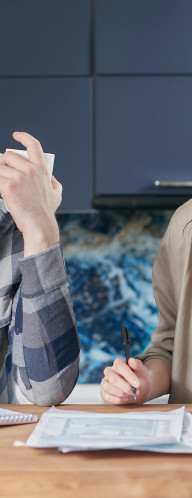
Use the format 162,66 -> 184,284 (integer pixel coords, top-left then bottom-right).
0,407 -> 38,426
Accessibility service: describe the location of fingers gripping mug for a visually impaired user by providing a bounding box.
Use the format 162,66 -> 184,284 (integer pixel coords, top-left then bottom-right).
1,149 -> 55,211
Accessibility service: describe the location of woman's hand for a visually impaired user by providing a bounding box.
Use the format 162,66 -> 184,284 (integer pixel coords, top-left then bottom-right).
100,357 -> 153,405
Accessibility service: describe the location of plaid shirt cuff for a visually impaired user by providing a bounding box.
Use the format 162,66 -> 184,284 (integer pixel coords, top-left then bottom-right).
18,243 -> 67,296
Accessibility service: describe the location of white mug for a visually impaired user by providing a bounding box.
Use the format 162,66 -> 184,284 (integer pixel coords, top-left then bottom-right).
6,149 -> 55,179
0,149 -> 55,211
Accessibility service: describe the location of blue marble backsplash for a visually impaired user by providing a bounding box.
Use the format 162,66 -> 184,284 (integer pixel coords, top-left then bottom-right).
57,210 -> 173,384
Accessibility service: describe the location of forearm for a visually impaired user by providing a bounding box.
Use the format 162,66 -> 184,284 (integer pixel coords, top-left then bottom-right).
15,352 -> 80,406
23,216 -> 60,257
13,243 -> 80,405
144,358 -> 171,401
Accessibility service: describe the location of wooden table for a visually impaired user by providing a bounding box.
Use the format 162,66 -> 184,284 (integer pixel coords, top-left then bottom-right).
1,403 -> 192,498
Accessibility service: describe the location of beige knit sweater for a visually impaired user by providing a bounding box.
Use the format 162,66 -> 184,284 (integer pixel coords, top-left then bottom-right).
137,199 -> 192,403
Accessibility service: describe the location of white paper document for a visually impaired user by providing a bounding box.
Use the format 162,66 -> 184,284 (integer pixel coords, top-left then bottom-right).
20,405 -> 192,453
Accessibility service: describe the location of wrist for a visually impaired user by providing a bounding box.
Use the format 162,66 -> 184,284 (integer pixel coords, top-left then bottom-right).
144,369 -> 154,402
23,218 -> 60,257
144,359 -> 171,401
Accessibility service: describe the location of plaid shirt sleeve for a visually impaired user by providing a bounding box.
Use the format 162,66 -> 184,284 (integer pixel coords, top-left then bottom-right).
12,243 -> 80,406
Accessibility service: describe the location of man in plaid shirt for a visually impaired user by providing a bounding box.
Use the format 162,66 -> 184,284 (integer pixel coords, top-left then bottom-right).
0,131 -> 80,405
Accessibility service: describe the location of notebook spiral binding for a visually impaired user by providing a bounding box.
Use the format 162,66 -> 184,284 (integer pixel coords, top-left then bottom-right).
0,412 -> 38,425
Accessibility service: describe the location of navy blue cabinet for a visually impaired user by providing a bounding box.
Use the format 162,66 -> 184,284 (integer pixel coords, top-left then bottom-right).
0,0 -> 93,210
1,1 -> 192,210
93,0 -> 192,208
95,0 -> 192,74
0,0 -> 91,75
95,76 -> 192,205
0,78 -> 92,210
94,76 -> 192,206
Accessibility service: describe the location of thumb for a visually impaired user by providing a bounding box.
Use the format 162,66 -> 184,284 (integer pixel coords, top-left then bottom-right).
51,175 -> 62,194
128,357 -> 144,375
51,176 -> 63,211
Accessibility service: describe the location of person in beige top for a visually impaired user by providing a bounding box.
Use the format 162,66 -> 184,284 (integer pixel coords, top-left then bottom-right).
100,199 -> 192,404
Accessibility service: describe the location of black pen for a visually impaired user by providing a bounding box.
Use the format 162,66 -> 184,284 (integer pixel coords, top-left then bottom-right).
121,326 -> 137,400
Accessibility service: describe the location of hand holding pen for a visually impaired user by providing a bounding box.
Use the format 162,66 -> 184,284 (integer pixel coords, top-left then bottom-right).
100,333 -> 152,405
121,326 -> 137,400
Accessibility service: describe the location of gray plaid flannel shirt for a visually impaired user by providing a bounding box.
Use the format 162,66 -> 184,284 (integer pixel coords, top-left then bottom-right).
0,200 -> 80,405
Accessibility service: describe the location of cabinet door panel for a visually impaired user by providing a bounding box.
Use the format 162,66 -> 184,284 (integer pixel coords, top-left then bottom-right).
95,0 -> 192,74
0,0 -> 91,75
95,77 -> 192,197
0,78 -> 92,210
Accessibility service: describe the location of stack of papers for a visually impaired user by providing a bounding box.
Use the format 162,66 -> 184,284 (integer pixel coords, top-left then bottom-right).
15,406 -> 192,453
